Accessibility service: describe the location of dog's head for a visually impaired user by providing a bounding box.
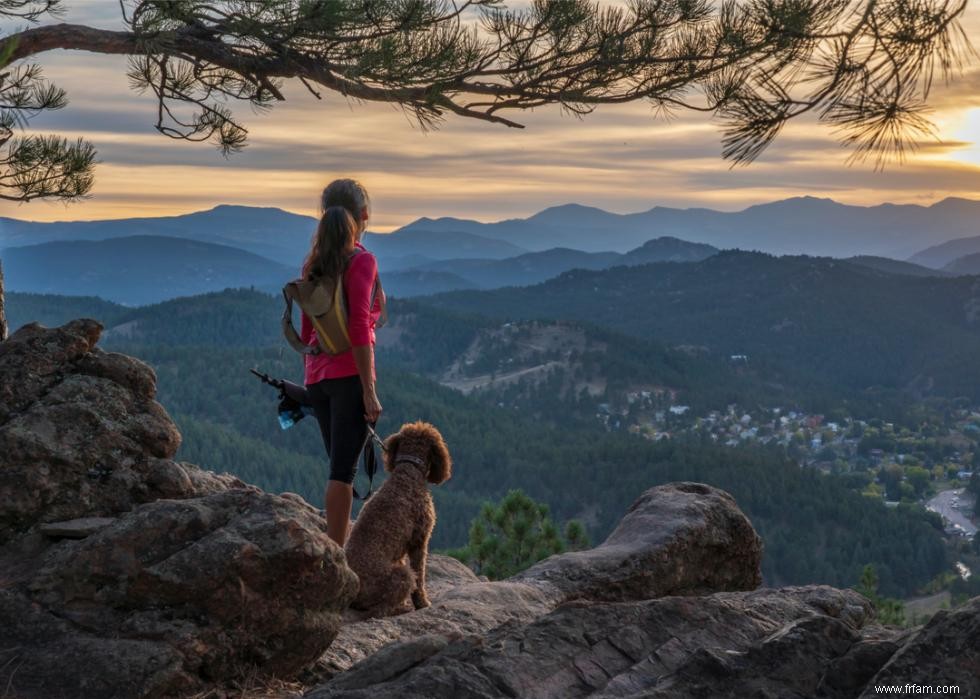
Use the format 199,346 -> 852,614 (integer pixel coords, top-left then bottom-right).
383,421 -> 452,485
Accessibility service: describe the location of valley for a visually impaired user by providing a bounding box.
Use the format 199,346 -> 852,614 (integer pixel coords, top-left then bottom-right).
7,287 -> 978,606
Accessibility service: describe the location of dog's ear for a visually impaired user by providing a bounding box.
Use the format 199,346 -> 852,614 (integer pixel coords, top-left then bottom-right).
426,426 -> 452,485
382,430 -> 402,473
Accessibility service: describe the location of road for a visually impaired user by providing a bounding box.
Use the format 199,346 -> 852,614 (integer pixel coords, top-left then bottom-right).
926,489 -> 978,538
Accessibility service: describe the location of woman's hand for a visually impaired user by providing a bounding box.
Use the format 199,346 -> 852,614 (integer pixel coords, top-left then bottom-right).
363,385 -> 382,424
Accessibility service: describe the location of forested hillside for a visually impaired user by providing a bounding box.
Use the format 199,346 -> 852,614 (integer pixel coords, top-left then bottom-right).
6,293 -> 129,332
5,290 -> 952,597
423,251 -> 980,403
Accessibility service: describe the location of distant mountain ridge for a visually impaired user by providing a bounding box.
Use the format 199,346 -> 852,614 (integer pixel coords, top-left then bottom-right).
406,237 -> 718,290
0,205 -> 316,266
398,196 -> 980,259
943,252 -> 980,276
4,196 -> 979,263
909,233 -> 980,270
0,205 -> 528,268
4,198 -> 978,303
844,256 -> 950,278
1,228 -> 716,301
1,235 -> 294,305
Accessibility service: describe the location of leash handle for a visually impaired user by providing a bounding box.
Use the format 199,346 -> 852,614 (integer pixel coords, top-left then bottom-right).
365,422 -> 387,452
353,421 -> 382,502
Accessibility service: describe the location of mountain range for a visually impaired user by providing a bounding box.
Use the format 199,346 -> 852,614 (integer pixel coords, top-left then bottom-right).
1,235 -> 294,305
945,253 -> 980,276
399,196 -> 980,258
0,204 -> 527,269
3,197 -> 980,304
4,196 -> 980,262
391,236 -> 719,290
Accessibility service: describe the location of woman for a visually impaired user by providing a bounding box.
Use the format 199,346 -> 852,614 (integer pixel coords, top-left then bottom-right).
300,178 -> 384,546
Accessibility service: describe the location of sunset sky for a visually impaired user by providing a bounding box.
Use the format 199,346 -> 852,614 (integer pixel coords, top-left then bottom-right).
2,2 -> 979,231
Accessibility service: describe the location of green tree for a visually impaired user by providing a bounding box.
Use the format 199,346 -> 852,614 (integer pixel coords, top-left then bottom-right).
880,463 -> 905,501
905,466 -> 932,499
0,0 -> 974,339
451,489 -> 589,580
855,564 -> 906,626
969,472 -> 980,518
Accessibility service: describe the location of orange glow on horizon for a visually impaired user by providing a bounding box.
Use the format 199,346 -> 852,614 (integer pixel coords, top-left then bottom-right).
1,6 -> 978,227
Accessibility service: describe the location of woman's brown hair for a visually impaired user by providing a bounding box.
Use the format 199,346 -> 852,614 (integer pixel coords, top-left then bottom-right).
321,178 -> 370,221
302,206 -> 358,281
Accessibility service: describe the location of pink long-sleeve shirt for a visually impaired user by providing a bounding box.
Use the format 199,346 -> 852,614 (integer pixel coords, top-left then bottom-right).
301,243 -> 383,385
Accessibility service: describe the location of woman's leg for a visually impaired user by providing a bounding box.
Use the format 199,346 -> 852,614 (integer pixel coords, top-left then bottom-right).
306,382 -> 340,534
325,375 -> 368,546
325,480 -> 353,545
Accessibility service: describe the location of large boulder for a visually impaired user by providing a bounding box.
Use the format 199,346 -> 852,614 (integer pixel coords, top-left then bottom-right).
514,482 -> 762,601
2,490 -> 358,698
0,321 -> 359,697
311,481 -> 762,681
0,320 -> 238,543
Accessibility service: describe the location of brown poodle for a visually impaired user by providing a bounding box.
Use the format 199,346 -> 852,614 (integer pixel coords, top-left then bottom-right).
344,421 -> 452,617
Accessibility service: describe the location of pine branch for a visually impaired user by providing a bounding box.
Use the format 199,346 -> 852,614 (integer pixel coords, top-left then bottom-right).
0,0 -> 973,202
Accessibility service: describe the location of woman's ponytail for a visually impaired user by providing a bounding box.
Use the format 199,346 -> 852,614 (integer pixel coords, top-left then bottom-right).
303,206 -> 357,281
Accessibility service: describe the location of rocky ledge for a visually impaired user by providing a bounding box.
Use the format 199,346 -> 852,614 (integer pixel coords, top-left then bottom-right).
0,321 -> 358,698
0,320 -> 977,699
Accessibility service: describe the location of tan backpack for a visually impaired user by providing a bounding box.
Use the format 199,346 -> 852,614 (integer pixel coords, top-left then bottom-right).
282,249 -> 386,356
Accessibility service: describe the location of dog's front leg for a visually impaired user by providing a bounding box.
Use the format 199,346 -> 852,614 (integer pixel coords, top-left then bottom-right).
409,527 -> 432,609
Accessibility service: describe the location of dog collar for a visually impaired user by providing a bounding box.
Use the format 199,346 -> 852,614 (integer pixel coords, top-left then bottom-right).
394,453 -> 425,467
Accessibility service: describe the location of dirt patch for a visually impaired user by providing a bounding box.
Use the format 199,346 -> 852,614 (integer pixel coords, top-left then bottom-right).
442,360 -> 565,394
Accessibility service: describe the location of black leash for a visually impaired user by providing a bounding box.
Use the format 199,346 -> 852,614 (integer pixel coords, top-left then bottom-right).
353,422 -> 387,501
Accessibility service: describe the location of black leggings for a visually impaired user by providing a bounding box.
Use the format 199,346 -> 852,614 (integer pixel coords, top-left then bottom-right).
306,375 -> 367,485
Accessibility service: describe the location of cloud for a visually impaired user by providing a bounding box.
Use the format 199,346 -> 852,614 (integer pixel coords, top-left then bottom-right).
2,3 -> 979,228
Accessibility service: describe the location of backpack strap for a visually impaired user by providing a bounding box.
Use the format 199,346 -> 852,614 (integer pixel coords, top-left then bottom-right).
371,275 -> 388,329
349,247 -> 388,329
281,283 -> 321,356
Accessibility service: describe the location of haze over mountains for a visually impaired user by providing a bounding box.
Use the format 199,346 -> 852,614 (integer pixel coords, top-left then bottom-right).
400,196 -> 980,258
911,234 -> 980,269
2,236 -> 294,305
0,204 -> 527,269
2,196 -> 980,304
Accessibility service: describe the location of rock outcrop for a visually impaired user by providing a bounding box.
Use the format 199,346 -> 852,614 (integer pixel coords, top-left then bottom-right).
309,569 -> 980,699
514,482 -> 763,601
0,321 -> 358,698
0,320 -> 239,543
310,481 -> 762,681
2,319 -> 978,699
302,476 -> 976,698
308,586 -> 881,699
